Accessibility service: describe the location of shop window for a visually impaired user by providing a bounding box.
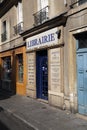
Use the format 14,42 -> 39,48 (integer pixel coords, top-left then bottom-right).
2,57 -> 12,80
17,54 -> 23,82
75,32 -> 87,49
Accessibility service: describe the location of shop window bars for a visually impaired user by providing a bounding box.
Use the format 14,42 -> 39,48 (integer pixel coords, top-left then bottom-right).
33,6 -> 49,26
14,22 -> 23,35
1,31 -> 7,42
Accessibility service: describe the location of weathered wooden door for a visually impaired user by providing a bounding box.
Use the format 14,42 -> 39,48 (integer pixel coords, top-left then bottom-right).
77,52 -> 87,115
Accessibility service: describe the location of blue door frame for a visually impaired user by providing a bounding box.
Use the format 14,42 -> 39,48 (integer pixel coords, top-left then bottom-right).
36,50 -> 48,100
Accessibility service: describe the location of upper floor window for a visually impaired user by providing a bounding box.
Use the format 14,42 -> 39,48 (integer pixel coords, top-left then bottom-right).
14,0 -> 23,35
17,0 -> 23,24
70,0 -> 87,8
33,0 -> 49,26
37,0 -> 48,10
1,20 -> 7,42
79,0 -> 87,5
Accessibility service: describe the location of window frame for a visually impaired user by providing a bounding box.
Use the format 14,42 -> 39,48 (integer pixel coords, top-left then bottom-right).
16,54 -> 23,83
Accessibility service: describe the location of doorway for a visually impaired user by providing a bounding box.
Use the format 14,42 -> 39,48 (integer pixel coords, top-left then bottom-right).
76,32 -> 87,115
36,50 -> 48,100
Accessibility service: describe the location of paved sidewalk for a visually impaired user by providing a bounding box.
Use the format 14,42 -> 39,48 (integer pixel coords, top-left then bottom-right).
0,94 -> 87,130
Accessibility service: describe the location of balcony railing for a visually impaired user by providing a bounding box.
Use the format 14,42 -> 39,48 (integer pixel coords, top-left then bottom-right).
14,22 -> 23,35
1,31 -> 7,42
33,6 -> 49,26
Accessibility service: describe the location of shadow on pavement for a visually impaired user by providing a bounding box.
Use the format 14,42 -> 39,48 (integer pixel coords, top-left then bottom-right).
0,121 -> 10,130
0,107 -> 10,130
0,107 -> 4,112
0,89 -> 13,100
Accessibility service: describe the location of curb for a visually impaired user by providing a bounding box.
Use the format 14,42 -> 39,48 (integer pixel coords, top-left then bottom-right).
2,107 -> 39,130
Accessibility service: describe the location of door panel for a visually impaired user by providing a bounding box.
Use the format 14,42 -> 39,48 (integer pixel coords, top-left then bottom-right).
77,52 -> 87,115
36,51 -> 48,100
41,57 -> 48,99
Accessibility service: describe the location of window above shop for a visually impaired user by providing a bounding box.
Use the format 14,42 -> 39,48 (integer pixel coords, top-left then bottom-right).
1,20 -> 7,42
33,0 -> 49,26
14,0 -> 23,35
79,0 -> 87,5
70,0 -> 87,8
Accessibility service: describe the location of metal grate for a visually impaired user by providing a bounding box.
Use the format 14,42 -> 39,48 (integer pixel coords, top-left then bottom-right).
33,6 -> 49,26
14,22 -> 23,35
1,31 -> 7,42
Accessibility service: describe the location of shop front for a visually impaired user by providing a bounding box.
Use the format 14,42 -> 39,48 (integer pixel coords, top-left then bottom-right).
0,46 -> 26,95
26,26 -> 64,107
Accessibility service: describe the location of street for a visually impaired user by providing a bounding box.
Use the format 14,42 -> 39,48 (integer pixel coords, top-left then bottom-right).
0,90 -> 87,130
0,107 -> 35,130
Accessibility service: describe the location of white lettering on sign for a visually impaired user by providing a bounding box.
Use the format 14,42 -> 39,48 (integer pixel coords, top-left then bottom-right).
26,28 -> 60,50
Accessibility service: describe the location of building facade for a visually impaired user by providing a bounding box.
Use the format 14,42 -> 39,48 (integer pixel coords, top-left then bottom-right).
21,0 -> 67,109
0,0 -> 87,116
66,0 -> 87,115
0,0 -> 26,95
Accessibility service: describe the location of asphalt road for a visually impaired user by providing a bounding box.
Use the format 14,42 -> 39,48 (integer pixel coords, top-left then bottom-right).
0,107 -> 35,130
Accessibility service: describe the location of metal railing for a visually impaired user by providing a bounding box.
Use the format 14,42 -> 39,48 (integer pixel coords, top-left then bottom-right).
33,6 -> 49,26
14,22 -> 23,35
1,31 -> 7,42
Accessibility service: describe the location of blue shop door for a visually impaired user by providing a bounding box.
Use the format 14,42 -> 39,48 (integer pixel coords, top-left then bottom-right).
36,51 -> 48,100
77,52 -> 87,115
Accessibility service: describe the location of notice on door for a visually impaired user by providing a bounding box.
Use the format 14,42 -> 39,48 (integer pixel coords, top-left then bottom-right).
49,48 -> 61,92
27,52 -> 36,88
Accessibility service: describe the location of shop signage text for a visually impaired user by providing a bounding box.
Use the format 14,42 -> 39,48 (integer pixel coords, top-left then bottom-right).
26,28 -> 59,50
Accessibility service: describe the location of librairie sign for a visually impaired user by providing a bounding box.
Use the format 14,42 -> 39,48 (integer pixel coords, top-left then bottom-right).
26,27 -> 60,50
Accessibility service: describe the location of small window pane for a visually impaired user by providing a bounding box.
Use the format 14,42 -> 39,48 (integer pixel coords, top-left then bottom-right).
17,54 -> 23,82
2,57 -> 12,80
75,32 -> 87,49
78,38 -> 87,48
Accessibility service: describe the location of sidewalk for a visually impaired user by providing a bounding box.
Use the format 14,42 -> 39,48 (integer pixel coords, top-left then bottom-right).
0,94 -> 87,130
